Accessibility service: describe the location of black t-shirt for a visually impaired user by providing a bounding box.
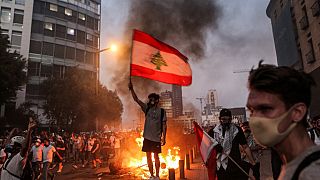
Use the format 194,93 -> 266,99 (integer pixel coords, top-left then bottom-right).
208,126 -> 247,173
92,139 -> 101,153
55,141 -> 65,156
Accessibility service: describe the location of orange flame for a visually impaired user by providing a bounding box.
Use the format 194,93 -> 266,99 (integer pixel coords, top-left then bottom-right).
125,133 -> 181,179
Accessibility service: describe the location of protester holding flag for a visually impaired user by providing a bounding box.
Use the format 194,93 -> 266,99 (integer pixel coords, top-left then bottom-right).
129,82 -> 167,180
207,109 -> 256,180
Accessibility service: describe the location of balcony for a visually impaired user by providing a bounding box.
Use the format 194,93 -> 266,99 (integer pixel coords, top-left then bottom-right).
311,0 -> 320,16
299,16 -> 309,30
305,50 -> 316,64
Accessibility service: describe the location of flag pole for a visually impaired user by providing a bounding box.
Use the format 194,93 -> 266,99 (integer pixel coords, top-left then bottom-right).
129,29 -> 135,84
224,153 -> 251,178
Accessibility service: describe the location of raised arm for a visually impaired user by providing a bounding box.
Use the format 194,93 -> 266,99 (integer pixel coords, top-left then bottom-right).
128,81 -> 145,108
21,118 -> 36,158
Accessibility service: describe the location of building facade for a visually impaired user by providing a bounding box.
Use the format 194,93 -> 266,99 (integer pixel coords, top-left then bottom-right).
172,85 -> 183,118
1,0 -> 101,124
267,0 -> 320,118
159,90 -> 173,118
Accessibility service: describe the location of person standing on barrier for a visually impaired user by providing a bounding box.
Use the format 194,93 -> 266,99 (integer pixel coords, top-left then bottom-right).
129,81 -> 167,180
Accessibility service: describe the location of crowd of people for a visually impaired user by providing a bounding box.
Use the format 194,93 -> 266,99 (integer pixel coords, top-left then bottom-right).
0,123 -> 124,180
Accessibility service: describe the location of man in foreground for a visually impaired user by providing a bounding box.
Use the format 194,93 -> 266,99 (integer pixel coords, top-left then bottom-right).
247,61 -> 320,180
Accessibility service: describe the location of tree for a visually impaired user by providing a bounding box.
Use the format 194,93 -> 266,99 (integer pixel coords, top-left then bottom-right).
0,28 -> 27,105
42,68 -> 123,131
151,51 -> 167,70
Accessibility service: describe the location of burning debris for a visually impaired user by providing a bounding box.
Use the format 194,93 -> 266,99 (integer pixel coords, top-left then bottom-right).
125,133 -> 181,179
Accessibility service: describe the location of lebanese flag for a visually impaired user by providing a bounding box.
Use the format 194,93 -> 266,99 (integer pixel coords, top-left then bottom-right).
130,29 -> 192,86
194,121 -> 218,180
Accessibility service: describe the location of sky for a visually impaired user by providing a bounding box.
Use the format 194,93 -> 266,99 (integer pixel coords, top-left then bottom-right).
99,0 -> 277,128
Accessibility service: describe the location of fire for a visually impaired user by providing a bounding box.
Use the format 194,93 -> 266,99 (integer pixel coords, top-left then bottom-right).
126,133 -> 181,179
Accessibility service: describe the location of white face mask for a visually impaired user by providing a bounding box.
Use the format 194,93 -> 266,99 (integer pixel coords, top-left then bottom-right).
249,108 -> 297,147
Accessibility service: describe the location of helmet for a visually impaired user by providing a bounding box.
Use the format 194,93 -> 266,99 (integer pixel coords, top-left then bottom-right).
10,136 -> 25,145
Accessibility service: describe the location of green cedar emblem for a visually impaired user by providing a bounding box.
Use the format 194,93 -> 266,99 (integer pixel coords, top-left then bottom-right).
150,51 -> 167,70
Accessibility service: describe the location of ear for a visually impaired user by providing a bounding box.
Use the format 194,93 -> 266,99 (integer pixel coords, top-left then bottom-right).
291,103 -> 307,123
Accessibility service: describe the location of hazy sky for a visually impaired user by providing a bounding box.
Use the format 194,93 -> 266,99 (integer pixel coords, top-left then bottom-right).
100,0 -> 276,127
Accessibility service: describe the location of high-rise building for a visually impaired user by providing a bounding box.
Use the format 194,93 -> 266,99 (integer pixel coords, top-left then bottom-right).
206,89 -> 218,109
1,0 -> 101,123
159,90 -> 173,118
172,85 -> 183,118
267,0 -> 320,117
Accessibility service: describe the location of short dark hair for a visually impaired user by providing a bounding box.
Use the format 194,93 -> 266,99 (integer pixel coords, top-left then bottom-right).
248,61 -> 315,109
148,93 -> 160,100
248,61 -> 315,126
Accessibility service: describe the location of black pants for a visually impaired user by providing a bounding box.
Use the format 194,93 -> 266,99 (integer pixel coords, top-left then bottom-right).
252,162 -> 260,180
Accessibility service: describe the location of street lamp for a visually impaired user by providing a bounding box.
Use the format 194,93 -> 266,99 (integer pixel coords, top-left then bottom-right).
95,44 -> 117,131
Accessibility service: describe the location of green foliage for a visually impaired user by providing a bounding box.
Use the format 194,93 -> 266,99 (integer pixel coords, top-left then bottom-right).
42,68 -> 123,131
0,28 -> 27,105
0,102 -> 38,129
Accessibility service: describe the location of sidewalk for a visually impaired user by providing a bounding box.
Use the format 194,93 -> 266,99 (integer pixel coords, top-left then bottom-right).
179,157 -> 209,180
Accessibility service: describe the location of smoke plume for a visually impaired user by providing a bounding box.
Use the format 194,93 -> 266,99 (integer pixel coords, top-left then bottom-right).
112,0 -> 221,128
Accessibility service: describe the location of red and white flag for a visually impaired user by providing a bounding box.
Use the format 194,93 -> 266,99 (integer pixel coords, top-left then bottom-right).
130,29 -> 192,86
194,121 -> 218,180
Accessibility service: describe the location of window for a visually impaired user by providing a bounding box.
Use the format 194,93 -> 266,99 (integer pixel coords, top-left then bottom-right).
65,8 -> 72,16
15,0 -> 25,5
86,16 -> 94,29
29,40 -> 42,54
44,23 -> 55,37
94,19 -> 99,31
33,1 -> 45,14
40,64 -> 52,77
77,30 -> 85,44
85,51 -> 94,64
86,34 -> 93,41
49,4 -> 58,12
1,29 -> 9,39
55,24 -> 66,38
11,31 -> 22,47
306,39 -> 316,64
76,49 -> 85,62
93,36 -> 99,47
67,28 -> 75,35
28,61 -> 40,76
44,22 -> 53,30
78,13 -> 85,21
54,44 -> 65,59
65,46 -> 75,60
13,9 -> 24,25
53,64 -> 64,78
31,20 -> 43,34
42,42 -> 54,56
1,7 -> 11,23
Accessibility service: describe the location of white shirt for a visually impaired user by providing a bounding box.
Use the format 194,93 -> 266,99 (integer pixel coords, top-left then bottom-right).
109,136 -> 115,147
1,153 -> 24,180
114,138 -> 120,149
87,139 -> 94,151
31,145 -> 43,162
308,129 -> 320,145
43,145 -> 56,163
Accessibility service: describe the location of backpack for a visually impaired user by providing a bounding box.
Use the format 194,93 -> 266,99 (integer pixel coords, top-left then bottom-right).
3,154 -> 34,180
292,150 -> 320,180
145,107 -> 165,133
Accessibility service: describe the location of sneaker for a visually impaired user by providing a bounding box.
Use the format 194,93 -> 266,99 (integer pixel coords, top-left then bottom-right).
82,164 -> 85,168
72,165 -> 78,169
57,169 -> 62,173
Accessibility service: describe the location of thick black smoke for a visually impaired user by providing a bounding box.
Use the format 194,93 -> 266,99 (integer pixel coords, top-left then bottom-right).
112,0 -> 221,126
127,0 -> 220,60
